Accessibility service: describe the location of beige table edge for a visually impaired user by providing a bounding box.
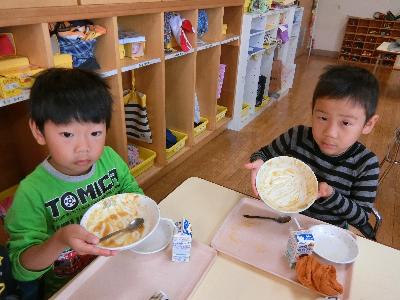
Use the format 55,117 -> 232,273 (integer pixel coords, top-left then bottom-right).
53,177 -> 400,300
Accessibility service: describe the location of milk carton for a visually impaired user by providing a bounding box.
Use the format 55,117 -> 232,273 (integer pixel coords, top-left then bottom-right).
172,218 -> 192,262
286,230 -> 315,268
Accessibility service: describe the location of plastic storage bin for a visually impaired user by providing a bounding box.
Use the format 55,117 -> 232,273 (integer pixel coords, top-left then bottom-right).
216,105 -> 228,122
255,96 -> 271,112
130,146 -> 156,178
165,129 -> 188,159
194,117 -> 208,137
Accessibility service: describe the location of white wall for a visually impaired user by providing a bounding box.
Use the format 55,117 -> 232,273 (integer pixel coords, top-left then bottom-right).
313,0 -> 400,52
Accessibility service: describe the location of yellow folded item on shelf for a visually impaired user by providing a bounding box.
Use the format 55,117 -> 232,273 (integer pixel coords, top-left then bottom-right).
0,65 -> 43,89
53,53 -> 73,68
0,56 -> 30,71
119,44 -> 125,59
222,24 -> 228,35
0,76 -> 21,99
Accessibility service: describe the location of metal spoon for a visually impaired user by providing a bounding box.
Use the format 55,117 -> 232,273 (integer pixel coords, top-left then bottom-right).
242,214 -> 291,223
99,217 -> 144,243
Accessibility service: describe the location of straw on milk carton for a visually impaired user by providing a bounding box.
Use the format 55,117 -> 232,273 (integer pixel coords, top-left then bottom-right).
172,218 -> 192,262
286,229 -> 315,268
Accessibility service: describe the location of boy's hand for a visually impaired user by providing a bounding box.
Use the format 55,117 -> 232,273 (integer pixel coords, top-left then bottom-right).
244,159 -> 265,197
57,224 -> 117,257
318,182 -> 334,199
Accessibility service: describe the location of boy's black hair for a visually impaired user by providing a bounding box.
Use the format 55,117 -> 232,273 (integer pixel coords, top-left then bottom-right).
312,65 -> 379,121
30,68 -> 113,133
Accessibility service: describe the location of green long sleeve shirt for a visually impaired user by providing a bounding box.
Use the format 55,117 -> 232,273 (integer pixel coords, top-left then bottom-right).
5,146 -> 143,284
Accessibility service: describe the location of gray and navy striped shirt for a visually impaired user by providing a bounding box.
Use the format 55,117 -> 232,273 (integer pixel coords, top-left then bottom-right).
250,125 -> 379,229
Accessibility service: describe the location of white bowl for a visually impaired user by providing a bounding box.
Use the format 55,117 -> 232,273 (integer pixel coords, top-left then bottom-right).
130,218 -> 176,255
255,156 -> 318,213
310,224 -> 359,264
80,193 -> 160,251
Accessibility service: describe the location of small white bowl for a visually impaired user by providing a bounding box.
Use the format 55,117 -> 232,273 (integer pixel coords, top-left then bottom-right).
310,224 -> 359,264
80,193 -> 160,251
130,218 -> 176,255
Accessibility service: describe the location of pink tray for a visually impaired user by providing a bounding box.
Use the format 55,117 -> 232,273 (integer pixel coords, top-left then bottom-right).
54,240 -> 216,300
211,197 -> 353,299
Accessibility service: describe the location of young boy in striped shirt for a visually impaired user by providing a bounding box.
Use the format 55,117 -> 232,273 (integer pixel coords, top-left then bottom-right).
245,65 -> 380,240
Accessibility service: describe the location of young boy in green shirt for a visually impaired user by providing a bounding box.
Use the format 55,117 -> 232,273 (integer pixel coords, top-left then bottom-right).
5,68 -> 143,297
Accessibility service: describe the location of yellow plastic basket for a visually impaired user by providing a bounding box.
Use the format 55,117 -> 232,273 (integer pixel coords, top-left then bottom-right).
216,105 -> 228,122
194,117 -> 209,137
166,129 -> 188,159
130,146 -> 156,178
0,184 -> 18,203
255,96 -> 271,112
241,103 -> 250,119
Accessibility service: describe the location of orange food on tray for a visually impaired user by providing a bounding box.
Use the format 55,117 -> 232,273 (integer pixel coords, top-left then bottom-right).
296,255 -> 343,296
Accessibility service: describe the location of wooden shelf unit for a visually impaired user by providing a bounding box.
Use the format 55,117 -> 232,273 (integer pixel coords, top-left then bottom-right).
0,0 -> 243,191
339,16 -> 400,67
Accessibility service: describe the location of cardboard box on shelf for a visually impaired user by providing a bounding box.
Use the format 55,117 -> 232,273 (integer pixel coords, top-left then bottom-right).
269,59 -> 282,93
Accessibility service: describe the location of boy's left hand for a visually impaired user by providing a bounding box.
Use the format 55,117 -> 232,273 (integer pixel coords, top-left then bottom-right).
318,182 -> 334,199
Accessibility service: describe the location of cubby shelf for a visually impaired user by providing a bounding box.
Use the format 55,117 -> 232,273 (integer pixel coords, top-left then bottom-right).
0,0 -> 244,191
229,6 -> 303,131
339,16 -> 400,67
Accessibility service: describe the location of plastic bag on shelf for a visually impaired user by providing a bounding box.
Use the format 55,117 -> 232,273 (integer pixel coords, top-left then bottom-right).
194,93 -> 200,124
197,10 -> 209,38
168,13 -> 195,52
248,0 -> 269,13
216,64 -> 226,99
277,24 -> 289,44
127,144 -> 142,168
49,20 -> 106,70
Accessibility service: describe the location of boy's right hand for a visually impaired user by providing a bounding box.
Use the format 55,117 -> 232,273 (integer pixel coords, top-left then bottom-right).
56,224 -> 116,257
244,159 -> 265,197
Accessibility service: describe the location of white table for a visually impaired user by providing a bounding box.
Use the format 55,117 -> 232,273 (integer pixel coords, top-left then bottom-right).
373,41 -> 400,74
54,177 -> 400,299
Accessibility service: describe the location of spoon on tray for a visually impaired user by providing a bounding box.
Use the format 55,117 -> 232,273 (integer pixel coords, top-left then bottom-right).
242,214 -> 291,224
99,217 -> 144,243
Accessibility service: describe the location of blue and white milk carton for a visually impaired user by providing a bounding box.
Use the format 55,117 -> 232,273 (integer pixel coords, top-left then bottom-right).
286,230 -> 315,268
172,218 -> 192,262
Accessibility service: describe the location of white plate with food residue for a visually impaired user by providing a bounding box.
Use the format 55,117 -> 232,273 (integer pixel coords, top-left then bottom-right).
80,193 -> 160,251
310,224 -> 359,264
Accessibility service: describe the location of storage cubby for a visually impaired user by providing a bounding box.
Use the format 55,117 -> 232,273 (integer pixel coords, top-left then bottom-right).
164,9 -> 197,60
0,1 -> 243,189
339,16 -> 400,67
122,63 -> 165,167
195,46 -> 221,134
219,44 -> 239,121
198,8 -> 223,44
0,102 -> 47,192
222,6 -> 242,43
165,53 -> 195,152
117,13 -> 163,72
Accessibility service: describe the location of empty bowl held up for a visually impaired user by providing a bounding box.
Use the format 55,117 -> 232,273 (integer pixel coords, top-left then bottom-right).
80,193 -> 160,251
256,156 -> 318,214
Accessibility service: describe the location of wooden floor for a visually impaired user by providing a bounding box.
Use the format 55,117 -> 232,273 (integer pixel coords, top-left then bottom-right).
144,54 -> 400,250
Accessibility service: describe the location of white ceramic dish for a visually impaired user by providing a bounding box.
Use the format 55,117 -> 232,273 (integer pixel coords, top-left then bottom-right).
255,156 -> 318,213
80,193 -> 160,251
130,218 -> 175,254
310,224 -> 359,264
